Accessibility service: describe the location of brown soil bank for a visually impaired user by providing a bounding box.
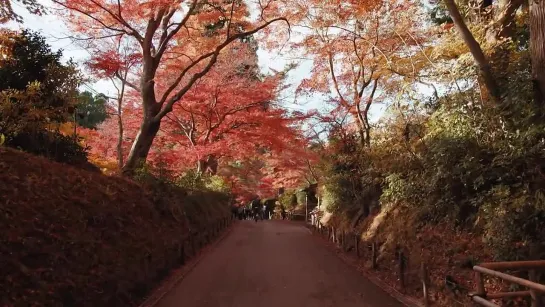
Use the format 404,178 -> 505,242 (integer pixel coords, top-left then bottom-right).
0,147 -> 229,306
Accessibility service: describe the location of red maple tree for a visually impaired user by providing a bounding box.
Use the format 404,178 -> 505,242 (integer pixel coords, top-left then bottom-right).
54,0 -> 289,174
82,40 -> 315,198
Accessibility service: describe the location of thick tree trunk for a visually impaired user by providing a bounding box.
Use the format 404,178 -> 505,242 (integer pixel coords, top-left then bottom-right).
197,155 -> 219,175
121,54 -> 160,175
116,84 -> 125,171
122,119 -> 161,175
205,155 -> 218,175
354,105 -> 369,148
444,0 -> 501,101
530,0 -> 545,106
354,117 -> 367,148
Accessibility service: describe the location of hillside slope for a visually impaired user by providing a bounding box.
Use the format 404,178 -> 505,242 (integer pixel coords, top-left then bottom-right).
0,147 -> 229,306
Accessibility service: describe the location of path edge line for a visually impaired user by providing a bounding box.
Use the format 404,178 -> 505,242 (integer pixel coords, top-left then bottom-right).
306,225 -> 425,307
139,222 -> 238,307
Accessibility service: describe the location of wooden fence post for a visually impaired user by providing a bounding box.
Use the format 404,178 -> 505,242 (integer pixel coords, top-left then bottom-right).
355,235 -> 360,258
372,242 -> 378,269
179,242 -> 185,266
474,271 -> 485,297
530,270 -> 542,307
398,250 -> 406,291
144,254 -> 150,277
146,254 -> 152,278
190,233 -> 196,256
420,262 -> 430,307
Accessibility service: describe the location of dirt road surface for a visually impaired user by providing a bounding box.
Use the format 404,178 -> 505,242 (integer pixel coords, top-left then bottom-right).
156,220 -> 404,307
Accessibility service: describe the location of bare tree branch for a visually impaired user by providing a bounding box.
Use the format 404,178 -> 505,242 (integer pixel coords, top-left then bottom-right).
155,17 -> 290,121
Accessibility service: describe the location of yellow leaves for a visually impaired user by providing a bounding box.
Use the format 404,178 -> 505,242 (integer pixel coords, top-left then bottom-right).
88,155 -> 119,174
0,29 -> 17,62
432,31 -> 470,61
57,122 -> 75,136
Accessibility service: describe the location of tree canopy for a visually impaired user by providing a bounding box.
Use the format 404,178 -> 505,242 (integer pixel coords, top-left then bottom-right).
4,0 -> 545,272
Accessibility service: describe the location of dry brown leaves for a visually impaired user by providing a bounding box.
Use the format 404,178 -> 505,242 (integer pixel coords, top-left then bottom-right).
0,147 -> 229,306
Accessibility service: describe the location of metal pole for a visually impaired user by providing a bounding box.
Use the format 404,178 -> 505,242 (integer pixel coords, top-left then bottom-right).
305,194 -> 308,223
472,296 -> 500,307
473,266 -> 545,293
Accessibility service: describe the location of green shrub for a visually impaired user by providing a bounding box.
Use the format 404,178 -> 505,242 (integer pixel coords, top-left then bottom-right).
278,190 -> 297,210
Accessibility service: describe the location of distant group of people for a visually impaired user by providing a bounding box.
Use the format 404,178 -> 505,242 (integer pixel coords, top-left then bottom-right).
230,198 -> 288,221
234,207 -> 257,221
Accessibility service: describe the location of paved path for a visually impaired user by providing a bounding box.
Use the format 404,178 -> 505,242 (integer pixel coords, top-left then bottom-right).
157,220 -> 404,307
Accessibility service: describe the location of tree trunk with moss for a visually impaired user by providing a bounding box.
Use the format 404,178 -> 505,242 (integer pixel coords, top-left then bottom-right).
530,0 -> 545,106
444,0 -> 501,101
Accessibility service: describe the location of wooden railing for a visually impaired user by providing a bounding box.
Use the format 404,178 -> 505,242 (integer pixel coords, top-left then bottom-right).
308,216 -> 545,307
470,260 -> 545,307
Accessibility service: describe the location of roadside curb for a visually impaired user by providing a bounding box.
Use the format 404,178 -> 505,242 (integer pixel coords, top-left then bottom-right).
305,225 -> 424,307
139,221 -> 238,307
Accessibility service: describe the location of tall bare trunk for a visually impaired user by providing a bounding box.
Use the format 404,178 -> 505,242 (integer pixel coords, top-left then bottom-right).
122,119 -> 161,175
444,0 -> 501,101
116,111 -> 124,171
354,96 -> 369,148
116,78 -> 126,171
530,0 -> 545,106
122,55 -> 160,175
354,112 -> 368,148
